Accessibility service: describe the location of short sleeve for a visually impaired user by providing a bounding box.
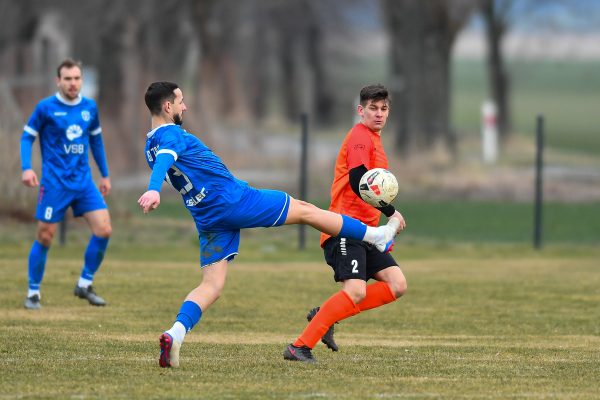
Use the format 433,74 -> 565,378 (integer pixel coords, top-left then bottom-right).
88,100 -> 102,136
345,128 -> 373,169
156,127 -> 186,161
24,103 -> 45,137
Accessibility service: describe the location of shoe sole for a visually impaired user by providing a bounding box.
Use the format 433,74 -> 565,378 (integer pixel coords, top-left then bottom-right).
159,333 -> 173,368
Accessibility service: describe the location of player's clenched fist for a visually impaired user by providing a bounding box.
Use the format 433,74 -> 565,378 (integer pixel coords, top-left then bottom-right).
138,190 -> 161,213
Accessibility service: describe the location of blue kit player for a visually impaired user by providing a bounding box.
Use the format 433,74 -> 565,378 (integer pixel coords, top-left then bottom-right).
20,59 -> 112,309
138,81 -> 403,368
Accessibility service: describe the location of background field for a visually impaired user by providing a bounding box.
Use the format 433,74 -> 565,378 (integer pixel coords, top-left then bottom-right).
452,59 -> 600,156
1,198 -> 599,399
2,52 -> 599,399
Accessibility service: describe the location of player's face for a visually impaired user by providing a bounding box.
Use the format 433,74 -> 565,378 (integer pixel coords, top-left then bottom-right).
358,99 -> 389,133
169,88 -> 187,125
56,66 -> 82,100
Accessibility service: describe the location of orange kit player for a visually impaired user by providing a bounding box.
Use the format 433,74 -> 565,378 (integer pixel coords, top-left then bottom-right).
284,84 -> 407,362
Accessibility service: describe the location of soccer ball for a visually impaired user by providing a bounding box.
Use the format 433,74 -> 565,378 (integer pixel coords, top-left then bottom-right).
359,168 -> 398,207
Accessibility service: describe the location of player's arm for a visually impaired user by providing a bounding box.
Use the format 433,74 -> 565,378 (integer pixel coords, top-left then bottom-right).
89,130 -> 111,195
20,129 -> 39,187
138,152 -> 176,214
348,164 -> 406,231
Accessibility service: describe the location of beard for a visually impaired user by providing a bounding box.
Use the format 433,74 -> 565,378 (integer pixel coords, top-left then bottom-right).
173,113 -> 183,126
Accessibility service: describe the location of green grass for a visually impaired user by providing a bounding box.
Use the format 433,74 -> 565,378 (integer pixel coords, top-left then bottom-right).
397,200 -> 600,244
1,198 -> 598,264
1,246 -> 599,399
2,198 -> 598,398
452,59 -> 600,155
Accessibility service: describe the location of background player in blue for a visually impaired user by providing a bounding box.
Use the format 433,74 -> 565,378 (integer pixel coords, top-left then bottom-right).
138,81 -> 403,368
20,59 -> 112,309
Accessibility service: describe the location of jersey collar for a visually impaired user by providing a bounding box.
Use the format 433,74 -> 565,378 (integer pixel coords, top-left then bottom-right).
147,123 -> 176,138
55,92 -> 82,106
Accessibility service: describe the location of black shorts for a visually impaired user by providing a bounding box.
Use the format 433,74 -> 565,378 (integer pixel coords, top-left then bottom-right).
323,236 -> 398,282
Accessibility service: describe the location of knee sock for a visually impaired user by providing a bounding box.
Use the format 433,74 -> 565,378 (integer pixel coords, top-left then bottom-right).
28,241 -> 49,293
294,290 -> 360,349
79,235 -> 109,286
167,300 -> 203,343
357,281 -> 397,311
339,215 -> 367,240
339,214 -> 393,244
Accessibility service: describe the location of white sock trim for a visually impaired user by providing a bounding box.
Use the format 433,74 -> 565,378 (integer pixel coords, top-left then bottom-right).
78,277 -> 93,288
167,321 -> 187,344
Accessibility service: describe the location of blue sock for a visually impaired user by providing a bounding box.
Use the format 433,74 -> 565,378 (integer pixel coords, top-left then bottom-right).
338,215 -> 367,240
176,301 -> 203,332
28,241 -> 49,290
80,235 -> 109,280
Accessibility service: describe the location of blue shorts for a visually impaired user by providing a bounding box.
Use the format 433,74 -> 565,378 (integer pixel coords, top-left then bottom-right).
35,179 -> 107,223
192,188 -> 290,267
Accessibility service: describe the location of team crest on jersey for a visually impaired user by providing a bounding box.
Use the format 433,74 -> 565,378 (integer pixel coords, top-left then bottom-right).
81,110 -> 91,121
66,124 -> 83,141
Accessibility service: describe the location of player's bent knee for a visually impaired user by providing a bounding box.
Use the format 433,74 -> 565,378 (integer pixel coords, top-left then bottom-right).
391,277 -> 407,298
37,228 -> 55,247
95,224 -> 112,238
345,288 -> 367,304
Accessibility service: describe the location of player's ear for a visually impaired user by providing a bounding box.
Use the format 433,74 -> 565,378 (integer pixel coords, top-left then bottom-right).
357,104 -> 364,117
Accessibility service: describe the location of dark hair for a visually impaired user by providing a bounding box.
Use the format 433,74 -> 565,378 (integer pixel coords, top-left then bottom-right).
57,58 -> 82,78
144,82 -> 179,115
359,84 -> 390,107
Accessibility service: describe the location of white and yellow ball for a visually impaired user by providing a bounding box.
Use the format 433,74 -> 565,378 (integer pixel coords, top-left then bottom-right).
358,168 -> 398,207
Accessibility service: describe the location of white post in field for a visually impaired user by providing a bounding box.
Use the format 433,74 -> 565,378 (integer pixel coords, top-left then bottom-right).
481,100 -> 498,164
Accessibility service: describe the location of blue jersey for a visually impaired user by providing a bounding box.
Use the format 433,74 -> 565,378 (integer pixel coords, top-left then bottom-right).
23,93 -> 107,190
145,124 -> 250,227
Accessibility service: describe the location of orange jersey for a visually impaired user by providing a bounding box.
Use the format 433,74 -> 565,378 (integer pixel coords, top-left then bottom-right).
320,123 -> 389,246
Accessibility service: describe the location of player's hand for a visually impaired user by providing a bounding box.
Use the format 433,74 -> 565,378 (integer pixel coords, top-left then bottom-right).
389,211 -> 406,233
138,190 -> 161,214
21,169 -> 39,188
99,177 -> 111,196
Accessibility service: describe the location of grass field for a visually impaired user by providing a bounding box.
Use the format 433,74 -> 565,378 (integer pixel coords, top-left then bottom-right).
1,198 -> 599,399
452,59 -> 600,156
1,247 -> 599,399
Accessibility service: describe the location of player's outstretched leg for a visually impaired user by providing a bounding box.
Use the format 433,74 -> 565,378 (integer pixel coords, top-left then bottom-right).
307,307 -> 338,352
284,199 -> 400,253
283,343 -> 316,363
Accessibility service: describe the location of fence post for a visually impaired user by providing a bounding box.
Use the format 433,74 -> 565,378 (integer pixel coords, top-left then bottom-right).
533,115 -> 544,249
299,113 -> 309,250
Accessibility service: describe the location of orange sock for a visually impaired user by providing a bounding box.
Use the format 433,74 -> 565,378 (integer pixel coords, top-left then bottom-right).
294,290 -> 360,349
357,281 -> 396,311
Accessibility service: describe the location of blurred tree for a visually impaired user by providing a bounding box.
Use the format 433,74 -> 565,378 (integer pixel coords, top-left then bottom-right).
265,0 -> 338,127
191,0 -> 251,138
480,0 -> 512,141
382,0 -> 478,154
305,1 -> 335,126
